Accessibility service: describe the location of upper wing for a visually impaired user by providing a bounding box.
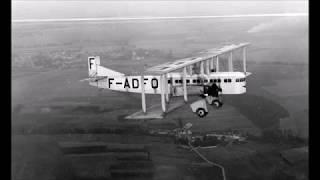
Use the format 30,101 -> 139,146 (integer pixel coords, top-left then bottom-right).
146,43 -> 249,75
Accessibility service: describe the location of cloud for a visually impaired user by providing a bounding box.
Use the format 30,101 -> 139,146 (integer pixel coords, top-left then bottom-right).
247,17 -> 307,33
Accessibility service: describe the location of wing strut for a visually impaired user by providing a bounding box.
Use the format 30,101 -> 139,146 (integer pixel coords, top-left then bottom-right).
165,74 -> 170,103
160,75 -> 166,112
189,65 -> 193,75
243,46 -> 247,74
200,61 -> 204,75
206,60 -> 210,75
210,57 -> 214,71
228,52 -> 233,72
216,56 -> 219,72
183,67 -> 188,102
141,75 -> 146,113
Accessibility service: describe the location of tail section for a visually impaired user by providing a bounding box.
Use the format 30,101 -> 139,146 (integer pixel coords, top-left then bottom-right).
245,72 -> 252,77
88,56 -> 124,77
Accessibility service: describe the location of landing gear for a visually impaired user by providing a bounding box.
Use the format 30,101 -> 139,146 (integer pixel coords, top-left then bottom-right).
205,96 -> 223,108
190,85 -> 224,118
196,108 -> 207,118
212,99 -> 223,108
190,99 -> 209,118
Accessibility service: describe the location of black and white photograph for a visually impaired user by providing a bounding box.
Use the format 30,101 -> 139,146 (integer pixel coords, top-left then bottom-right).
12,0 -> 308,179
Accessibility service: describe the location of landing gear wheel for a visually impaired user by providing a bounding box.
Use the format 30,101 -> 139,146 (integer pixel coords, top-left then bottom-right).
196,108 -> 207,118
212,100 -> 223,108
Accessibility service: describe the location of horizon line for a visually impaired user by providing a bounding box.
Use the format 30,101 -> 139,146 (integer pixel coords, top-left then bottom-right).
12,13 -> 308,23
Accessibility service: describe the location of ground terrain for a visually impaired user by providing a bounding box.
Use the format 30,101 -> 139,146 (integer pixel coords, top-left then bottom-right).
12,7 -> 308,180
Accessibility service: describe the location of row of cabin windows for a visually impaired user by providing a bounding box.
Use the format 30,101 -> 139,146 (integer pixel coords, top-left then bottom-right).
170,79 -> 221,84
235,78 -> 246,82
169,78 -> 243,84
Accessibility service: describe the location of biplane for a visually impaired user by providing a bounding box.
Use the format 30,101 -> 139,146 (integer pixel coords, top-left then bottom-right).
84,43 -> 251,118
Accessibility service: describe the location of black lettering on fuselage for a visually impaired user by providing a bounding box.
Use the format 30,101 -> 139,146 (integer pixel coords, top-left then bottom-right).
108,78 -> 114,88
124,78 -> 130,88
151,78 -> 158,89
132,78 -> 139,88
89,59 -> 94,69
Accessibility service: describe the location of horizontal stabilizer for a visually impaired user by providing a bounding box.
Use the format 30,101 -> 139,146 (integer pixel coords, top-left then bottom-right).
80,78 -> 92,82
245,72 -> 252,77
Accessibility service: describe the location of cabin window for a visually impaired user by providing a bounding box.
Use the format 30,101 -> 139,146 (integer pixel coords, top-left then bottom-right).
204,79 -> 208,83
210,79 -> 213,83
168,80 -> 172,84
217,79 -> 221,83
175,80 -> 179,83
193,79 -> 197,83
197,79 -> 200,83
186,79 -> 190,83
178,80 -> 182,83
228,79 -> 231,83
224,79 -> 228,83
213,79 -> 217,83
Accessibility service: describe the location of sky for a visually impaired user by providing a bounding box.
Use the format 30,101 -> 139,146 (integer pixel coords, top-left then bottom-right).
12,1 -> 308,20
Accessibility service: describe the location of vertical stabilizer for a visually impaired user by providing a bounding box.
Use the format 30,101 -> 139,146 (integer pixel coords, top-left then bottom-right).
88,56 -> 100,77
87,56 -> 124,77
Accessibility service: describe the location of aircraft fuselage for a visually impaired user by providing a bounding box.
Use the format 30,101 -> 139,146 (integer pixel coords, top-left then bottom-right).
89,71 -> 248,95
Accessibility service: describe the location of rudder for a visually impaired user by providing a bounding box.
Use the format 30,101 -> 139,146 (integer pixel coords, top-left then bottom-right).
88,56 -> 124,77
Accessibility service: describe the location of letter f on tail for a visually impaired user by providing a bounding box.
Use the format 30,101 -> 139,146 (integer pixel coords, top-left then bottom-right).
87,56 -> 125,77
